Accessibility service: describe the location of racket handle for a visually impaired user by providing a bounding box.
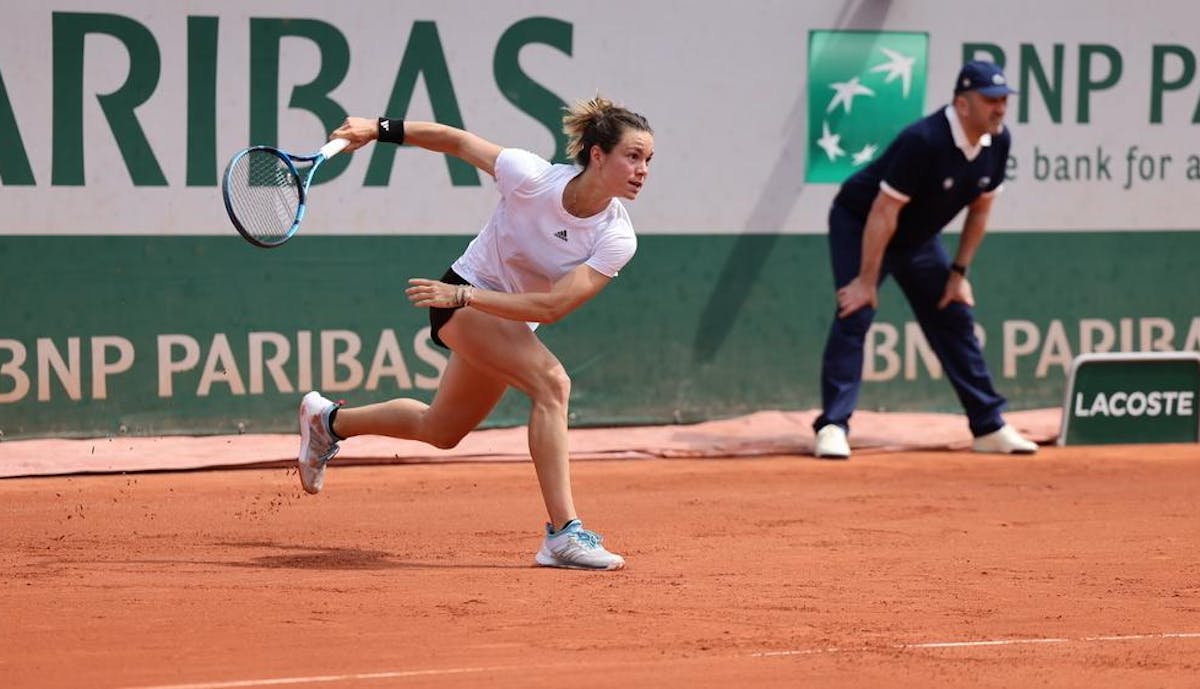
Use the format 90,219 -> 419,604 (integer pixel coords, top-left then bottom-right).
319,138 -> 351,159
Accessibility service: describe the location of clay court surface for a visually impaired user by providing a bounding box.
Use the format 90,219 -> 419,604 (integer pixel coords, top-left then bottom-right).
3,437 -> 1199,689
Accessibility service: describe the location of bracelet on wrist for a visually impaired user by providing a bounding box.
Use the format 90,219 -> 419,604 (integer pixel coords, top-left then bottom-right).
950,262 -> 969,277
377,117 -> 405,145
452,286 -> 474,308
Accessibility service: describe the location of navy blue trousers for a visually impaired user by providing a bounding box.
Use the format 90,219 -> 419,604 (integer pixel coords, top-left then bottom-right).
814,204 -> 1006,437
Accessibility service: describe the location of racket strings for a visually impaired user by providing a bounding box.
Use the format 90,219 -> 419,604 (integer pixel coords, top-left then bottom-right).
227,150 -> 302,243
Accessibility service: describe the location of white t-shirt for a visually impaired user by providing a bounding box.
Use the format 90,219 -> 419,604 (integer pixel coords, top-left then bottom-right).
451,148 -> 637,297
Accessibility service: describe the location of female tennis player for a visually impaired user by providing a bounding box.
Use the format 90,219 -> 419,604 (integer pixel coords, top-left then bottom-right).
297,96 -> 653,571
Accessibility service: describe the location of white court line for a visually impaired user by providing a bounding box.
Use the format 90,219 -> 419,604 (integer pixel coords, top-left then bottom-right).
1085,632 -> 1200,642
126,667 -> 514,689
752,631 -> 1200,658
752,637 -> 1072,657
904,638 -> 1070,649
121,632 -> 1200,689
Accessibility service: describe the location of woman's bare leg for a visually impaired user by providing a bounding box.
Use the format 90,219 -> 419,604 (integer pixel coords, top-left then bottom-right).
438,309 -> 577,527
331,353 -> 508,450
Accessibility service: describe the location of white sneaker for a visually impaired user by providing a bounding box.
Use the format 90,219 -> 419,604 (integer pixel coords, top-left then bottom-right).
814,424 -> 851,459
534,520 -> 625,571
972,424 -> 1038,455
297,391 -> 340,494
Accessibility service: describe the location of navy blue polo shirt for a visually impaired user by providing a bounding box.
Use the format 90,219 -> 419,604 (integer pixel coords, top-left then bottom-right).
832,106 -> 1010,250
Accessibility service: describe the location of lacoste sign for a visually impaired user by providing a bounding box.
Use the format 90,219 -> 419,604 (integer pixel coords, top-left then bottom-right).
1059,353 -> 1200,445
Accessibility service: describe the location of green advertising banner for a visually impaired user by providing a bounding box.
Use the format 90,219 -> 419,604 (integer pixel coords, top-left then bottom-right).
1060,353 -> 1200,445
806,30 -> 929,183
3,232 -> 1199,440
3,3 -> 1200,440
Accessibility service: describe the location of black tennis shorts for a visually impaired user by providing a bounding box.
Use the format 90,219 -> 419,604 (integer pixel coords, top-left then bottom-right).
428,267 -> 470,350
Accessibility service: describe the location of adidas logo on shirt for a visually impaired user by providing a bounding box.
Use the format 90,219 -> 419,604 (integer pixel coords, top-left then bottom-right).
554,229 -> 568,242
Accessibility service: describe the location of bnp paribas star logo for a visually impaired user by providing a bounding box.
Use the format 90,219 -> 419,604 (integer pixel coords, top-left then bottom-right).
806,30 -> 929,183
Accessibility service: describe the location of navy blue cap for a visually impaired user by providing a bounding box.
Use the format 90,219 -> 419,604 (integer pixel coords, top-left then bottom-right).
954,60 -> 1018,96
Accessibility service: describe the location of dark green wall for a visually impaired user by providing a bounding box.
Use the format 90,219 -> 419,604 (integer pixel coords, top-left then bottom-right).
1,232 -> 1198,438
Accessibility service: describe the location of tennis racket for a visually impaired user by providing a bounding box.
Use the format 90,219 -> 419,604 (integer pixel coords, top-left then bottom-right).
221,138 -> 350,248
